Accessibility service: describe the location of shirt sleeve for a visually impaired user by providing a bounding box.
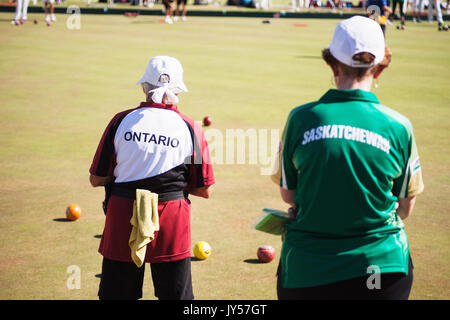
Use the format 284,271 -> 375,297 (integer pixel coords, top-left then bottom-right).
89,111 -> 130,177
271,113 -> 298,190
393,125 -> 424,198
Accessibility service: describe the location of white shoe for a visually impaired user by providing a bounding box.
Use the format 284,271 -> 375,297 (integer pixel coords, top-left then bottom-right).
173,16 -> 179,21
182,16 -> 187,21
51,14 -> 56,21
45,15 -> 51,23
165,16 -> 173,24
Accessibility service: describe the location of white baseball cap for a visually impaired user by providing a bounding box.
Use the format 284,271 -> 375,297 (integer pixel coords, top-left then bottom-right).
328,16 -> 385,68
137,56 -> 188,103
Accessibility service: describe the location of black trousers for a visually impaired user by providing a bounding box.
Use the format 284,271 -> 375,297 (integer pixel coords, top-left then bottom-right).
392,0 -> 405,18
98,257 -> 194,300
277,257 -> 413,300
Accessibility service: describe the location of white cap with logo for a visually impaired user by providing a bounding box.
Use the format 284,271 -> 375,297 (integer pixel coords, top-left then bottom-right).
137,56 -> 188,104
328,16 -> 385,68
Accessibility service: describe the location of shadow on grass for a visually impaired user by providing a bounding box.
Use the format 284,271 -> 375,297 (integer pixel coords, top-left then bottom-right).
53,218 -> 72,222
190,256 -> 203,262
243,259 -> 264,264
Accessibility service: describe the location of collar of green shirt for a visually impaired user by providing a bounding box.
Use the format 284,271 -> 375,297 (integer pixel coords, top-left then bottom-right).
319,89 -> 380,104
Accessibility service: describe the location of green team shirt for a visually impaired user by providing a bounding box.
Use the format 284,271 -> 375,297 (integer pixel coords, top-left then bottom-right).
272,89 -> 424,288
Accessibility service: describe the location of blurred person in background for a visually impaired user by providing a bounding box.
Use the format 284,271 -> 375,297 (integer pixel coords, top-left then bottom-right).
43,0 -> 56,24
412,0 -> 424,23
427,0 -> 448,30
11,0 -> 29,24
163,0 -> 175,24
174,0 -> 188,21
390,0 -> 406,29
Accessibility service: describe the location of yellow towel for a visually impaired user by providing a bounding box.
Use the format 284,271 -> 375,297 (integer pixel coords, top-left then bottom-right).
129,189 -> 159,268
378,15 -> 387,25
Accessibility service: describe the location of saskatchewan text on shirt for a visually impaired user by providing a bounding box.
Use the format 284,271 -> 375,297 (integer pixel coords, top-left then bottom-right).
301,124 -> 391,154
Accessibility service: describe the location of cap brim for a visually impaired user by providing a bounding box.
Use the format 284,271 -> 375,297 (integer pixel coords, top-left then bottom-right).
136,76 -> 146,85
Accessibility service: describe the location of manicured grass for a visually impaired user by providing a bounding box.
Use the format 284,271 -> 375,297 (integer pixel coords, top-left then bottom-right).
0,12 -> 448,300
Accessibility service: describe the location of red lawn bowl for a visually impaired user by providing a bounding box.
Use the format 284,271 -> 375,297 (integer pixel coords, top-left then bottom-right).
257,245 -> 276,263
203,116 -> 212,127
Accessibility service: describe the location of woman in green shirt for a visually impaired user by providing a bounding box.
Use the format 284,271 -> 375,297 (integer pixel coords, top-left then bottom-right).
272,16 -> 424,300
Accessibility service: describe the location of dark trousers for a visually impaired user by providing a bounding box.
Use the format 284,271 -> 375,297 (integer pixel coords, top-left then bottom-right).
392,0 -> 405,17
98,257 -> 194,300
277,257 -> 413,300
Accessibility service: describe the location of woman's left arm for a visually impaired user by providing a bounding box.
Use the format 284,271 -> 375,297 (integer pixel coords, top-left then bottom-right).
280,187 -> 295,208
90,174 -> 114,187
396,196 -> 416,220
